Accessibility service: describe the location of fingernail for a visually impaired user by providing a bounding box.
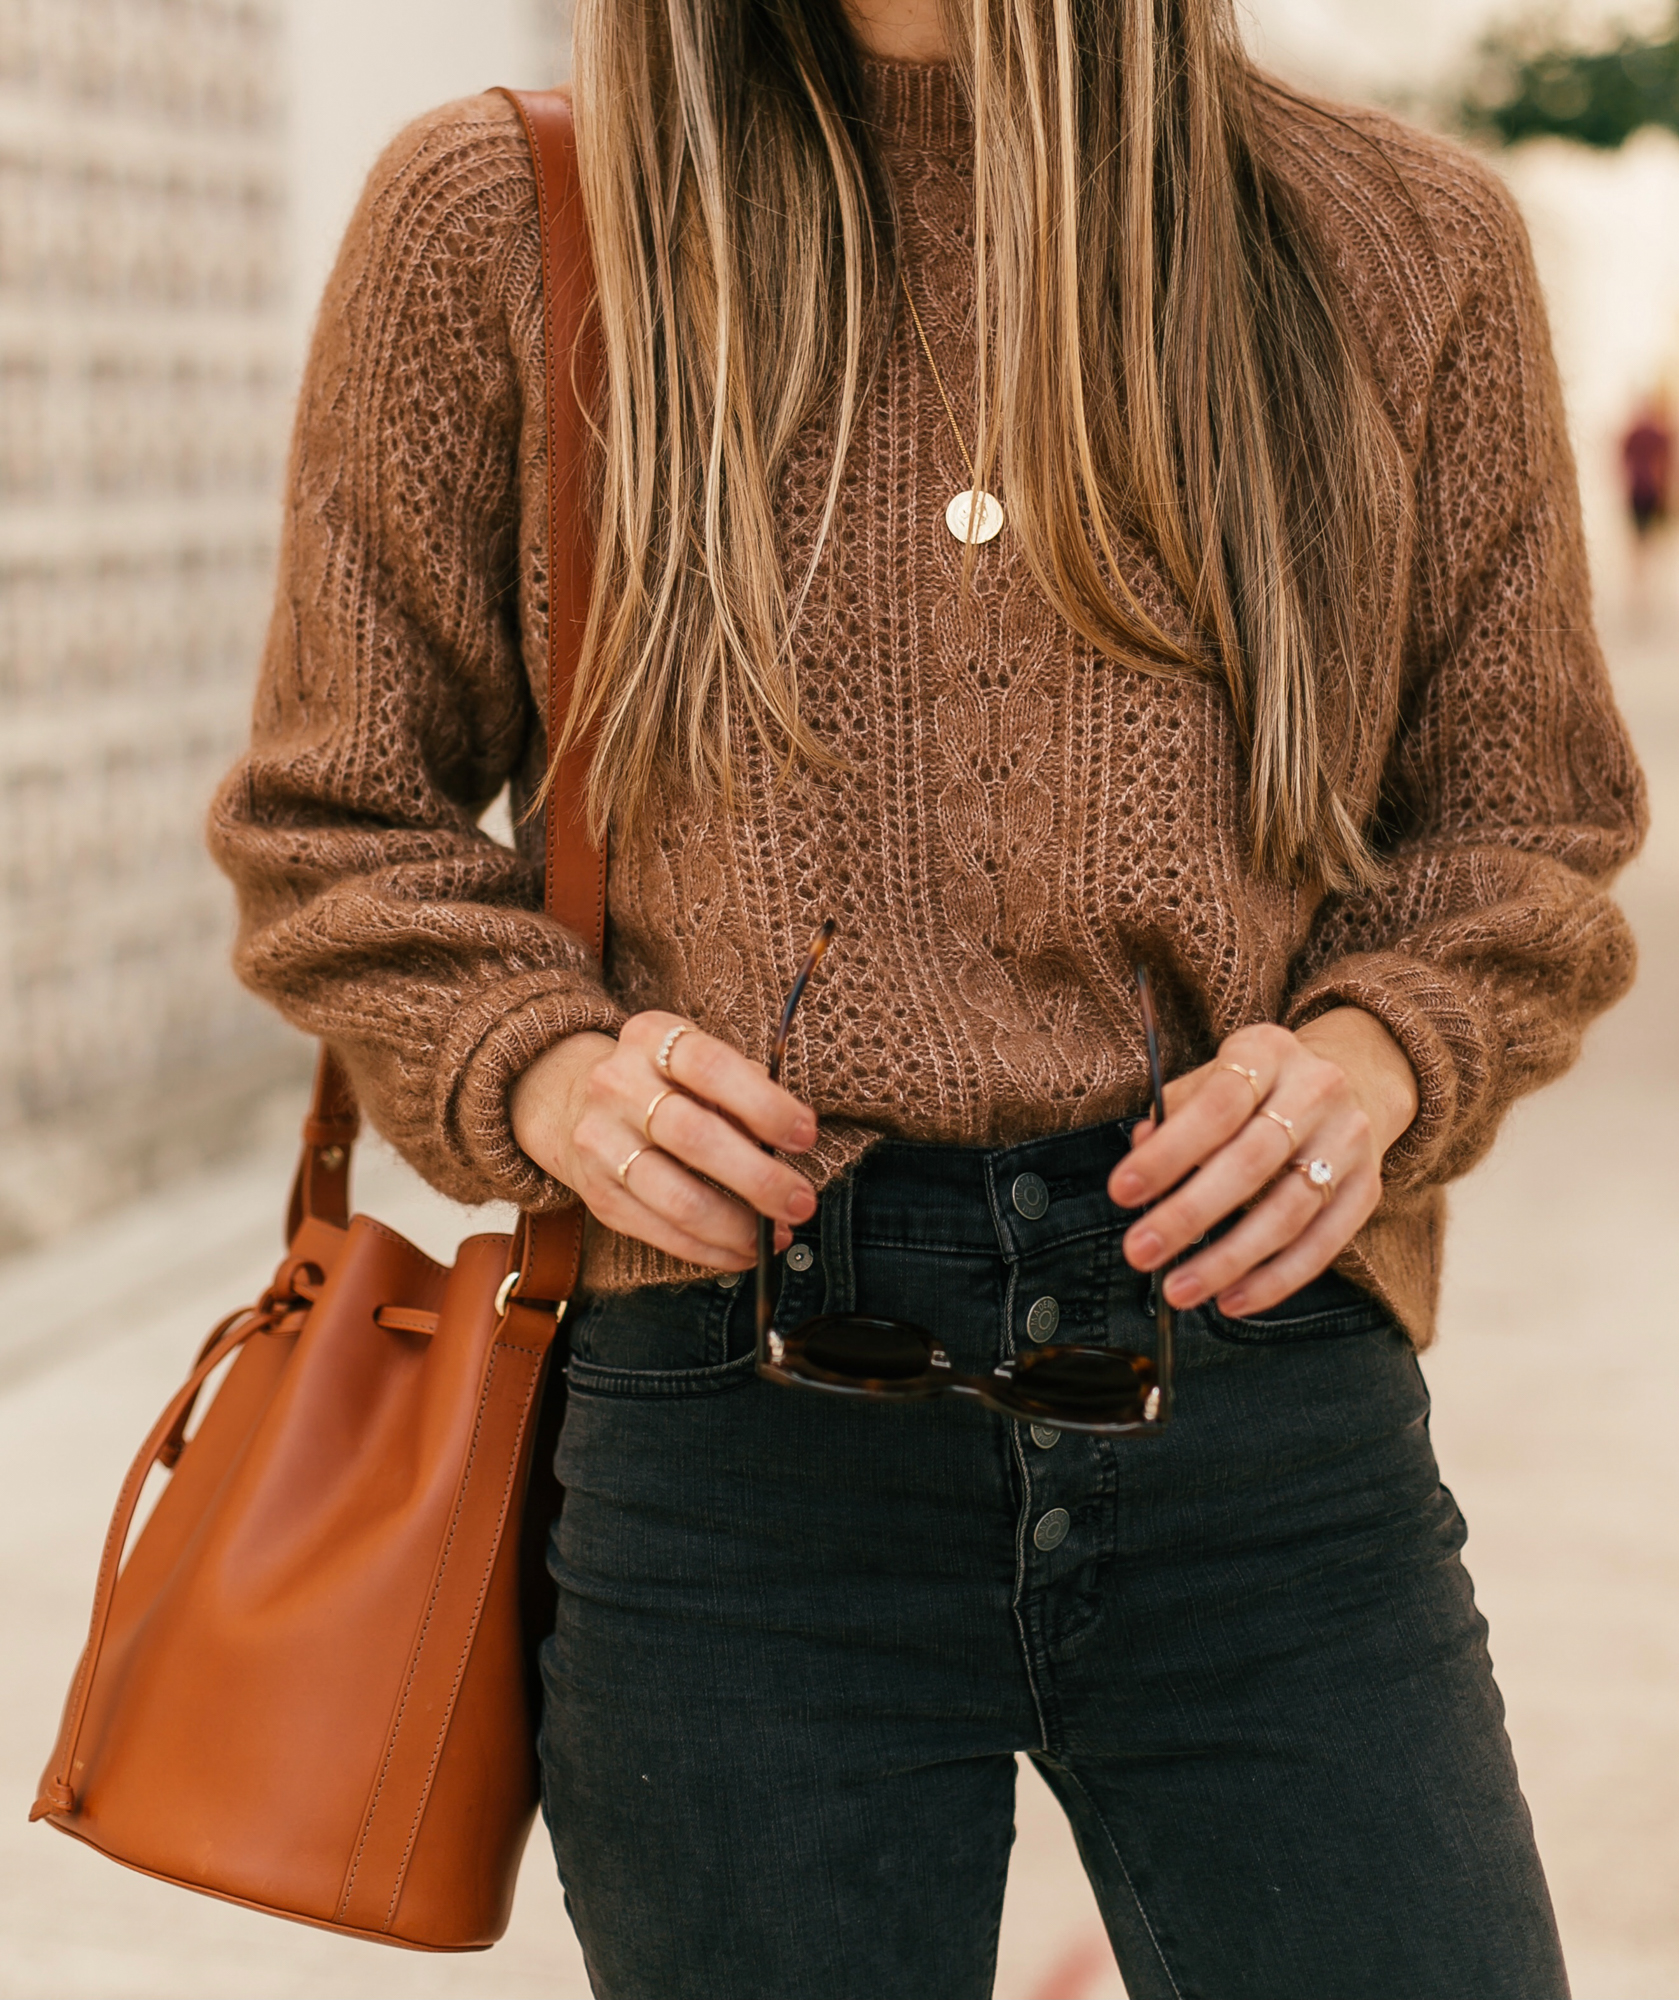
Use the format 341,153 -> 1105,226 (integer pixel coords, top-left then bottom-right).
788,1187 -> 815,1221
1112,1170 -> 1142,1203
1127,1228 -> 1162,1266
1220,1289 -> 1248,1315
791,1119 -> 816,1149
1165,1272 -> 1200,1307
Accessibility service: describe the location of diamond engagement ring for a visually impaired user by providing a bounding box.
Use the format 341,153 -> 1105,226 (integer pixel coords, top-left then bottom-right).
1292,1157 -> 1335,1203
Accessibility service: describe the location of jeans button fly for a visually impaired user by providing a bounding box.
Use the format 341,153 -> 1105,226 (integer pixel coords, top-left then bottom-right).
1011,1173 -> 1049,1220
1030,1424 -> 1060,1450
1025,1295 -> 1060,1342
1033,1507 -> 1070,1551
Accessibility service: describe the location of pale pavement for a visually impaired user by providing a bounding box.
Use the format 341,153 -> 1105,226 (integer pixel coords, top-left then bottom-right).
0,631 -> 1673,2000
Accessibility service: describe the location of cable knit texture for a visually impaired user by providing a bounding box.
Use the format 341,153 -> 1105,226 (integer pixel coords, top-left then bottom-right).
210,65 -> 1646,1347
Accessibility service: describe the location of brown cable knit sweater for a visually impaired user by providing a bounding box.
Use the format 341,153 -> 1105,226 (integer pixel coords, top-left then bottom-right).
210,63 -> 1646,1346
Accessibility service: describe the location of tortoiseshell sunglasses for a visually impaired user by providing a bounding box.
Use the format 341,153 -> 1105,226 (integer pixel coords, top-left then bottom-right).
754,924 -> 1173,1435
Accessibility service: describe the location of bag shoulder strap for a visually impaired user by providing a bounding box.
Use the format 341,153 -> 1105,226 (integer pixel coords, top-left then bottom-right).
499,86 -> 606,958
497,85 -> 602,1305
293,88 -> 603,1304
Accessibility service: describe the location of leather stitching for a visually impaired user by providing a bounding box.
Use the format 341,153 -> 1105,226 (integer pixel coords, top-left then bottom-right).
334,1358 -> 502,1919
335,1343 -> 538,1924
385,1347 -> 541,1923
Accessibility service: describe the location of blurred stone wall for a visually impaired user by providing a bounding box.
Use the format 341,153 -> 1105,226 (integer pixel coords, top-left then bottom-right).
0,0 -> 296,1251
0,0 -> 566,1252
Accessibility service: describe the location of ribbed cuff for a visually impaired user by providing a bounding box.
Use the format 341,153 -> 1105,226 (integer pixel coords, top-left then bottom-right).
443,969 -> 628,1210
1282,951 -> 1489,1193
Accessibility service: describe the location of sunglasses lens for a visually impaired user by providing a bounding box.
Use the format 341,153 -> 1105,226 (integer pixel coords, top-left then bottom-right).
791,1315 -> 937,1382
1001,1345 -> 1157,1423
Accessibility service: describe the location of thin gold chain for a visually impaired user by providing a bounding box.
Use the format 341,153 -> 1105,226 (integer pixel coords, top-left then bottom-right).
900,270 -> 979,492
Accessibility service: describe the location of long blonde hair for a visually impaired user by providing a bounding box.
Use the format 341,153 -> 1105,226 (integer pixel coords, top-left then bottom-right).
564,0 -> 1404,887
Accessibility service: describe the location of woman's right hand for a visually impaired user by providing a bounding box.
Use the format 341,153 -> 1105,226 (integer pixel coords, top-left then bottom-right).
510,1014 -> 818,1271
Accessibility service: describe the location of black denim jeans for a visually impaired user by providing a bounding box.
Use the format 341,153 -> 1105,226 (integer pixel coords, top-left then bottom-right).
538,1120 -> 1568,2000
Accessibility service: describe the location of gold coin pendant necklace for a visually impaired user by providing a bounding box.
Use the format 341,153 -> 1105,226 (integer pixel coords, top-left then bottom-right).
901,273 -> 1005,546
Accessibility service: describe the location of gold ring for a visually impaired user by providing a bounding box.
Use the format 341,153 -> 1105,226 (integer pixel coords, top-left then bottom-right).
1262,1107 -> 1295,1138
655,1023 -> 695,1078
1222,1062 -> 1263,1110
615,1144 -> 650,1188
1292,1157 -> 1334,1203
643,1086 -> 678,1143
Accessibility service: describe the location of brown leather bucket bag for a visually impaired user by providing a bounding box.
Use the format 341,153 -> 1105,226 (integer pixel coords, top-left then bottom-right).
30,90 -> 599,1954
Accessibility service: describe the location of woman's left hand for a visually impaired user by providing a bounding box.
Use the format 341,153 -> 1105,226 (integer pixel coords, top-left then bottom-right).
1109,1007 -> 1421,1317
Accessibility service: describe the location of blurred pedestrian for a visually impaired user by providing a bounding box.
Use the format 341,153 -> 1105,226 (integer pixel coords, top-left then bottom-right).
1620,389 -> 1673,625
1623,390 -> 1673,538
211,0 -> 1646,1995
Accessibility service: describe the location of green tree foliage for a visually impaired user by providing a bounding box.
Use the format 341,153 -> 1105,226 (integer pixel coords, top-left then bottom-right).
1463,10 -> 1679,148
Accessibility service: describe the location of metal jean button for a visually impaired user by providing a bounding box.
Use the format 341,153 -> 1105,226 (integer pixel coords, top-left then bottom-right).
785,1242 -> 815,1273
1025,1295 -> 1060,1343
1011,1172 -> 1049,1220
1030,1424 -> 1060,1450
1033,1507 -> 1070,1551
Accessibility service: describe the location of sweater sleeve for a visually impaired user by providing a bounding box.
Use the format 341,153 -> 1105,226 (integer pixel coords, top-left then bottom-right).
1282,160 -> 1647,1193
209,97 -> 625,1211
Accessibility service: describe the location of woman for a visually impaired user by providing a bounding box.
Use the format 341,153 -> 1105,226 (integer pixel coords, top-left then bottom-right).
212,0 -> 1645,1988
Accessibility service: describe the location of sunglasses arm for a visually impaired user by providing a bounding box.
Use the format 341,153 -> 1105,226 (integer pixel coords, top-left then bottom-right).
1153,1290 -> 1174,1422
755,1212 -> 776,1359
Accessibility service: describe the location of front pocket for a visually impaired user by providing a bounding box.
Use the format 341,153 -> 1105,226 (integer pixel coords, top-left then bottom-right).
563,1272 -> 759,1400
1200,1268 -> 1391,1345
566,1281 -> 747,1385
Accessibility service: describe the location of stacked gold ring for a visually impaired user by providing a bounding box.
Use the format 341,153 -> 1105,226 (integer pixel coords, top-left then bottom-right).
656,1023 -> 695,1078
1222,1061 -> 1264,1111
